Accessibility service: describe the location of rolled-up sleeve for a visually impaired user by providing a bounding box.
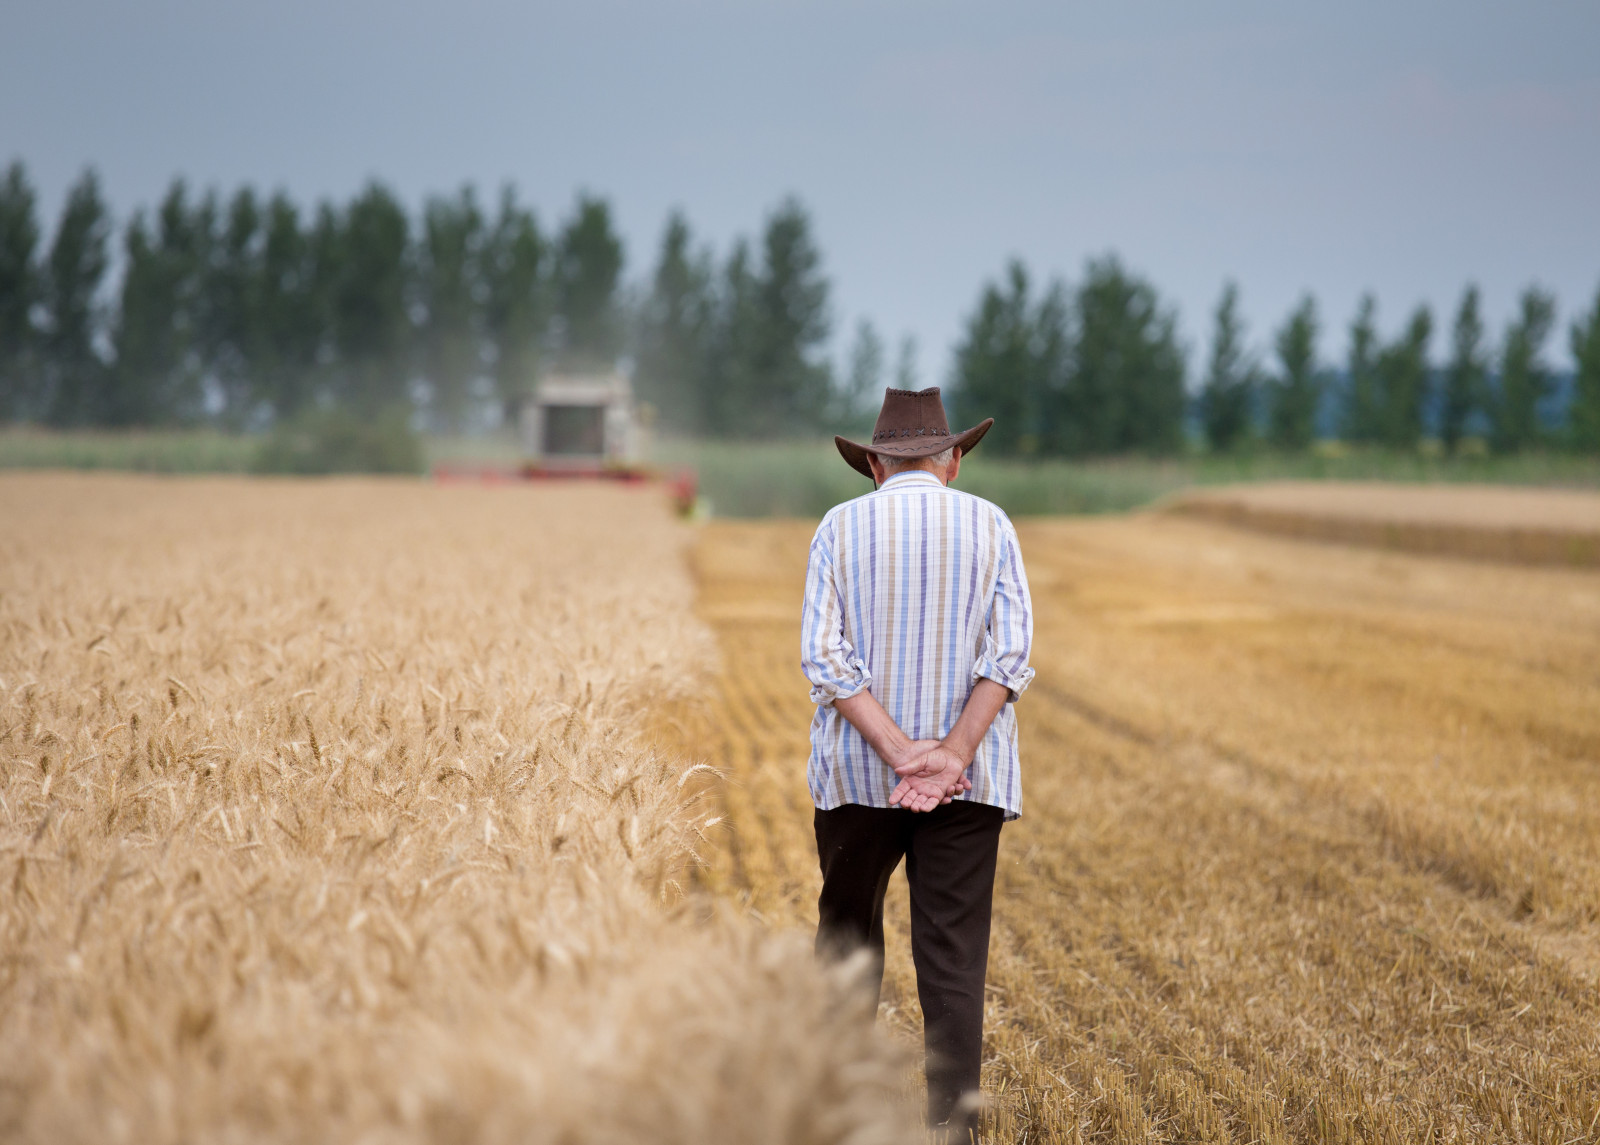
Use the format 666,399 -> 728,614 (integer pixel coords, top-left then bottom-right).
973,519 -> 1035,702
801,515 -> 872,706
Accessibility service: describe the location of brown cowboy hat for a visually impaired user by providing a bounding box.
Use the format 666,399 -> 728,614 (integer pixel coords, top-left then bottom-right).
835,386 -> 994,480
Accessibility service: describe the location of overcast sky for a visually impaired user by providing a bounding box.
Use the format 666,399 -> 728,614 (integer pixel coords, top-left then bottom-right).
5,0 -> 1598,378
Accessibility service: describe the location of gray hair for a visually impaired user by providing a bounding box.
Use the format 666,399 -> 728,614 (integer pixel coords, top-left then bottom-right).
879,446 -> 955,474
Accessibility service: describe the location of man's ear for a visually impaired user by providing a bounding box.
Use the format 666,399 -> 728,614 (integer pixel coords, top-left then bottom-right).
946,448 -> 963,484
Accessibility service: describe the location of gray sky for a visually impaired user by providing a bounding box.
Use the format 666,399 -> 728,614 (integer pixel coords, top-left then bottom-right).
5,0 -> 1598,377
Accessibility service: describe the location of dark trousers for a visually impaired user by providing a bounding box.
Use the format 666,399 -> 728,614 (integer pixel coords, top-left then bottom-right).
814,800 -> 1005,1137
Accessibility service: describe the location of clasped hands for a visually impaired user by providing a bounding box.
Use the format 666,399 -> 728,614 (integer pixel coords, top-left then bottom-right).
832,680 -> 1005,815
887,739 -> 973,813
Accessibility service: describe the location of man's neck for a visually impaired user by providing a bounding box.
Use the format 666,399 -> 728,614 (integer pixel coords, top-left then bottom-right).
879,468 -> 947,488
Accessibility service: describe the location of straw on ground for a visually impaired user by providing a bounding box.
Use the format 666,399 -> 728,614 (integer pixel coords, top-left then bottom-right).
677,506 -> 1600,1143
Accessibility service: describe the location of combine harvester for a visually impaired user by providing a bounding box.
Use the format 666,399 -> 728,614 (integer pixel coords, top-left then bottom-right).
432,371 -> 698,515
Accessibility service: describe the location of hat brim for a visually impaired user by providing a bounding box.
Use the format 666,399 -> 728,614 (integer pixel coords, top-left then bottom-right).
834,418 -> 994,480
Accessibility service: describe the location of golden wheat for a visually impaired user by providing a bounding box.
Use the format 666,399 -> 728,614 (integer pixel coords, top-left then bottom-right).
680,509 -> 1600,1143
0,472 -> 918,1144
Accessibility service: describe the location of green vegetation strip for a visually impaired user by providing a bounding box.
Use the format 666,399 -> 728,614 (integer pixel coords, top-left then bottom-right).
0,427 -> 258,473
656,439 -> 1600,519
7,429 -> 1600,518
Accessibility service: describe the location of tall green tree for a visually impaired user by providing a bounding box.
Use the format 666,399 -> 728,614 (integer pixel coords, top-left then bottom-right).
483,186 -> 546,417
893,335 -> 919,391
330,183 -> 411,417
204,187 -> 265,427
1027,282 -> 1071,456
1440,285 -> 1488,453
747,198 -> 832,435
702,238 -> 760,437
841,318 -> 884,419
1375,305 -> 1432,450
696,199 -> 833,438
555,194 -> 623,368
636,211 -> 712,431
1030,281 -> 1068,457
110,214 -> 163,424
43,169 -> 112,426
951,261 -> 1047,455
112,206 -> 180,424
1343,295 -> 1381,444
1491,287 -> 1556,453
111,180 -> 210,425
256,192 -> 322,422
1266,295 -> 1320,451
1570,284 -> 1600,454
1060,256 -> 1185,455
0,161 -> 41,420
418,186 -> 485,431
1199,281 -> 1259,452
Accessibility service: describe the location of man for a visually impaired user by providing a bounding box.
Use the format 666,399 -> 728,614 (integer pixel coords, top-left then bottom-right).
801,386 -> 1034,1141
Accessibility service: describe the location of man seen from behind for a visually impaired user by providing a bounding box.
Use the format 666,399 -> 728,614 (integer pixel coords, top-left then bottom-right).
802,386 -> 1035,1143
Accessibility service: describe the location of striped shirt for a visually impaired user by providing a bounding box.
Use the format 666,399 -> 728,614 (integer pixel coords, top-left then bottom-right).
801,469 -> 1035,820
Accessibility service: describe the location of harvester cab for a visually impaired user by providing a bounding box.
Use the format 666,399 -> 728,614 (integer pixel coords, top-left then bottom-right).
519,372 -> 643,474
431,371 -> 695,515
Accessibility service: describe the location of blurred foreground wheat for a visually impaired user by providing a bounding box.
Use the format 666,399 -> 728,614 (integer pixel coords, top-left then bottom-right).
0,473 -> 915,1144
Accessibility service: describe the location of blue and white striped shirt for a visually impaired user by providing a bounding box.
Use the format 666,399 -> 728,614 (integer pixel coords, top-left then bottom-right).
801,470 -> 1035,820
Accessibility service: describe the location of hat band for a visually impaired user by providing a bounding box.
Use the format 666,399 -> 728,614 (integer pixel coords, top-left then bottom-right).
871,427 -> 949,442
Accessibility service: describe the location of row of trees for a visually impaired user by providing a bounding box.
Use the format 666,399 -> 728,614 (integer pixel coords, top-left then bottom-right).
4,158 -> 1599,453
0,161 -> 837,436
1193,281 -> 1600,455
630,206 -> 834,436
951,260 -> 1600,458
1,163 -> 609,429
946,259 -> 1187,455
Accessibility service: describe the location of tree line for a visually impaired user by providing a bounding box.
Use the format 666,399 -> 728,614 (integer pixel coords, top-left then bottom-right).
1193,281 -> 1600,455
0,160 -> 834,437
954,260 -> 1600,457
1,164 -> 563,429
3,157 -> 1599,454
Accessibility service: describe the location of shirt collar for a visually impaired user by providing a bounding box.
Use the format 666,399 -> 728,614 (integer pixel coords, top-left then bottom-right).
878,470 -> 947,491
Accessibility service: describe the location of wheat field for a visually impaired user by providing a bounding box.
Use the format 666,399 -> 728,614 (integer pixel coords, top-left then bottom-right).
681,509 -> 1600,1143
7,471 -> 1600,1144
0,473 -> 917,1144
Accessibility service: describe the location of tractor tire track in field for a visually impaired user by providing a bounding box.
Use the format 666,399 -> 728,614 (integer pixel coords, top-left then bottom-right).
679,512 -> 1600,1144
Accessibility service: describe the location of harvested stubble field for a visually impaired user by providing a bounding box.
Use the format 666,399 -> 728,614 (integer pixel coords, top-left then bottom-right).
1165,482 -> 1600,568
0,473 -> 916,1144
682,500 -> 1600,1143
